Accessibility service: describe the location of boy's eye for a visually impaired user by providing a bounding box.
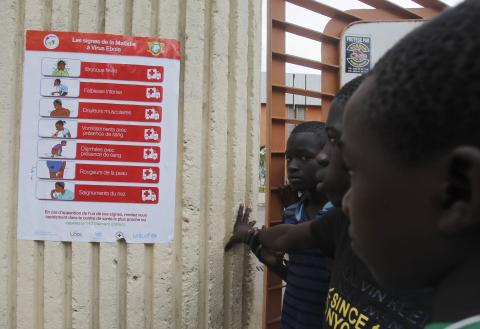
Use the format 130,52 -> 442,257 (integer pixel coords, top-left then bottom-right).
329,137 -> 337,145
300,156 -> 308,161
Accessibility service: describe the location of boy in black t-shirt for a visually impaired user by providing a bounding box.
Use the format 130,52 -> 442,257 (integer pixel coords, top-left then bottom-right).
340,1 -> 480,327
228,76 -> 433,329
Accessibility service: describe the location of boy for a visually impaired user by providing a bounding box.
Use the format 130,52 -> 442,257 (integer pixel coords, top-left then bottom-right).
51,140 -> 67,157
341,1 -> 480,327
229,76 -> 434,329
51,79 -> 68,96
52,60 -> 69,77
50,182 -> 74,200
50,99 -> 70,117
227,121 -> 331,328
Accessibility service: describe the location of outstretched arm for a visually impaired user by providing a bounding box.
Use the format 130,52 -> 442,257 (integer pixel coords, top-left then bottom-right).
258,221 -> 317,253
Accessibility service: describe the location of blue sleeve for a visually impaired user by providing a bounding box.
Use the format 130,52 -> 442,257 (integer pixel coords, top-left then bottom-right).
282,202 -> 299,225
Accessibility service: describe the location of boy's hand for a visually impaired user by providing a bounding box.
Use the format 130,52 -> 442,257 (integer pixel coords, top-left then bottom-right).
225,204 -> 255,251
256,248 -> 284,268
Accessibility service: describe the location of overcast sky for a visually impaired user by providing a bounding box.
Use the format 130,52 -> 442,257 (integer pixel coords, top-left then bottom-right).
261,0 -> 464,73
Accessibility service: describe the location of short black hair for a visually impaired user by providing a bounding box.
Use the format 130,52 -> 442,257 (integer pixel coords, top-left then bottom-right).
291,121 -> 327,146
53,99 -> 62,105
55,120 -> 65,126
360,0 -> 480,164
57,60 -> 66,66
334,75 -> 367,108
329,75 -> 367,124
55,182 -> 65,188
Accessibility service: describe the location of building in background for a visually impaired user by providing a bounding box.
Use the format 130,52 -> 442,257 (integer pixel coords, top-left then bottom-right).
259,72 -> 322,192
260,72 -> 323,148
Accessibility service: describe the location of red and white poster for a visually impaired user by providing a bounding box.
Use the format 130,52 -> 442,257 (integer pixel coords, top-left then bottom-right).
17,30 -> 180,243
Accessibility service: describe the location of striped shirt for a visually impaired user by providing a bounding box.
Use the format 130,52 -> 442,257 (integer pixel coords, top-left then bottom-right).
280,201 -> 332,329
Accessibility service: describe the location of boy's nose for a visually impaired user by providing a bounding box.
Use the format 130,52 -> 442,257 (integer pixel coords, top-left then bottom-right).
316,151 -> 329,167
342,188 -> 352,217
287,160 -> 299,172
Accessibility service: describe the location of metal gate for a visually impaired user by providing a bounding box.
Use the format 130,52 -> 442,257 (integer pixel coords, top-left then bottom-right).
264,1 -> 447,328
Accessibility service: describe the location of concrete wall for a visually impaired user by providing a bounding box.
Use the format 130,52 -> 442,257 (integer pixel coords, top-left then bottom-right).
0,0 -> 262,328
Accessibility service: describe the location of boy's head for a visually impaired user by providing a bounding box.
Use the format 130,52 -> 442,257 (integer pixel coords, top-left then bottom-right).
54,182 -> 65,192
53,99 -> 62,109
55,120 -> 65,129
342,0 -> 480,291
286,121 -> 327,193
54,79 -> 61,86
57,60 -> 66,70
61,140 -> 67,146
315,75 -> 366,207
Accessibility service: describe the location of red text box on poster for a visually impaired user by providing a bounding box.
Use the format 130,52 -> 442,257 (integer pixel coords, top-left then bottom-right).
81,62 -> 164,82
78,102 -> 162,122
80,82 -> 162,102
26,30 -> 181,59
76,143 -> 160,163
75,185 -> 159,204
77,123 -> 161,143
75,164 -> 159,183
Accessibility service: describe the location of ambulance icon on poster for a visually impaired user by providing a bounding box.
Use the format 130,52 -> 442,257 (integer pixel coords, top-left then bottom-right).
144,128 -> 159,141
142,168 -> 157,181
147,68 -> 162,81
145,87 -> 161,99
145,108 -> 160,120
143,147 -> 159,160
142,189 -> 157,202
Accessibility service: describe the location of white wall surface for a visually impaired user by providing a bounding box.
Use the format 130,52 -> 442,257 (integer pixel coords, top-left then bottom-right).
0,0 -> 262,328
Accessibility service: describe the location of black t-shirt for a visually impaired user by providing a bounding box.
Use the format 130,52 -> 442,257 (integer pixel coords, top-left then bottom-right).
310,208 -> 433,329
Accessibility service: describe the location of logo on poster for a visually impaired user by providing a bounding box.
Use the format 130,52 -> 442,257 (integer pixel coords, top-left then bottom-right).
147,41 -> 165,56
144,128 -> 159,141
145,108 -> 160,120
70,231 -> 82,238
43,34 -> 60,49
142,168 -> 157,181
143,148 -> 159,160
142,189 -> 157,202
133,232 -> 158,240
115,231 -> 125,240
345,36 -> 371,74
146,87 -> 161,99
147,68 -> 162,80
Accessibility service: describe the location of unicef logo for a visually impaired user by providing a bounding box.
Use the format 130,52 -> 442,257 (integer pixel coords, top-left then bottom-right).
43,34 -> 59,49
133,232 -> 158,240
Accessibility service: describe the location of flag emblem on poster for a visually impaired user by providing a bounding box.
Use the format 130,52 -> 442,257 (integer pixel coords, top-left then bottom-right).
147,41 -> 165,56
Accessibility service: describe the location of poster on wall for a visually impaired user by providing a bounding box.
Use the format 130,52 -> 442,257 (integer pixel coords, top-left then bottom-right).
17,30 -> 181,243
345,35 -> 371,74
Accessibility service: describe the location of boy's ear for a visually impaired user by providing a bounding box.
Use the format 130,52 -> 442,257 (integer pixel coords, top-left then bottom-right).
438,146 -> 480,235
